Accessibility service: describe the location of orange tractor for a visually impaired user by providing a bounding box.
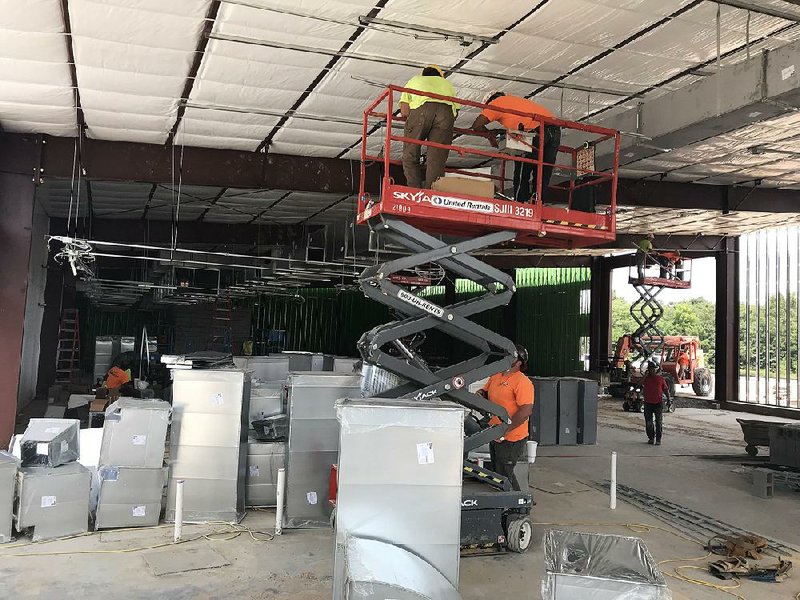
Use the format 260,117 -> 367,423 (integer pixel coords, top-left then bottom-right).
610,334 -> 713,412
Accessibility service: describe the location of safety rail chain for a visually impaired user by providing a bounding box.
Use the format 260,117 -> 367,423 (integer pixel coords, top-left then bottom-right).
358,216 -> 523,492
356,85 -> 620,249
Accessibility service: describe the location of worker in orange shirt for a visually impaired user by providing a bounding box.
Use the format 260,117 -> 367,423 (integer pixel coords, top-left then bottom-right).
470,92 -> 560,203
477,344 -> 534,491
677,347 -> 690,380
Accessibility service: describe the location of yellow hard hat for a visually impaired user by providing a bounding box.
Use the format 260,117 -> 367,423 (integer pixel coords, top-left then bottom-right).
425,64 -> 445,78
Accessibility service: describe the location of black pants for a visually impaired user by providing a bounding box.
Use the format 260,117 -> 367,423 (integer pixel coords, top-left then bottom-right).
490,439 -> 527,491
513,125 -> 561,202
644,402 -> 663,441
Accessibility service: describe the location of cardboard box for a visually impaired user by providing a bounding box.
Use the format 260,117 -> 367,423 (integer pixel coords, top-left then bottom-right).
432,176 -> 495,199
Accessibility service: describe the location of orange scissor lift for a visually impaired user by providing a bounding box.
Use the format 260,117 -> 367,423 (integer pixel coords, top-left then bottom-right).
353,86 -> 620,554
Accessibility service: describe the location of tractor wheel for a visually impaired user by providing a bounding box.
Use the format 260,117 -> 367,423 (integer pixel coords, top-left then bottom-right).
623,401 -> 631,412
662,374 -> 676,399
745,444 -> 759,457
692,368 -> 713,397
506,516 -> 533,553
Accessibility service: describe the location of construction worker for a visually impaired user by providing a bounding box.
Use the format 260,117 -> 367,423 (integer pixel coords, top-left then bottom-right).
477,344 -> 533,491
399,65 -> 459,189
636,233 -> 654,279
642,362 -> 669,445
677,347 -> 690,380
470,92 -> 560,203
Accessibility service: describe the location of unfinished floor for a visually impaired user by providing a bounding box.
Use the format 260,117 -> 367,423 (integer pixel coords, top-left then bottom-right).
2,399 -> 799,600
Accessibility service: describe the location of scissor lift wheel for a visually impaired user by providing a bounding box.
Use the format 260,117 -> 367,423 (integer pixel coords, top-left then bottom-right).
506,516 -> 533,553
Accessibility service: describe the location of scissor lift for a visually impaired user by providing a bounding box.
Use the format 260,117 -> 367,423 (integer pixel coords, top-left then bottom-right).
356,86 -> 620,553
627,254 -> 693,363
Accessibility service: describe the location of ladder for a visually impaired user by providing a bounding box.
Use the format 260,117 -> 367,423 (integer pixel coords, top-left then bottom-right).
210,298 -> 233,353
55,308 -> 80,383
358,215 -> 522,491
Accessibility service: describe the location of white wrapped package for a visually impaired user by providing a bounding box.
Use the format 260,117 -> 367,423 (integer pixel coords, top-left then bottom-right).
542,530 -> 672,600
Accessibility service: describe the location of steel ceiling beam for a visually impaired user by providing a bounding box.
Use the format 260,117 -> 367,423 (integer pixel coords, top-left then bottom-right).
59,0 -> 83,129
716,0 -> 800,22
167,0 -> 222,145
12,132 -> 799,213
586,35 -> 800,171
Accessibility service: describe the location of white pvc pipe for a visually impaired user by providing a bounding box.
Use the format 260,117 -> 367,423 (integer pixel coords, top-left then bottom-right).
610,452 -> 617,510
173,479 -> 185,542
275,468 -> 286,535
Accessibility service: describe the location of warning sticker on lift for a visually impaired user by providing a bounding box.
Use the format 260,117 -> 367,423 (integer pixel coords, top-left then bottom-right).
397,289 -> 444,317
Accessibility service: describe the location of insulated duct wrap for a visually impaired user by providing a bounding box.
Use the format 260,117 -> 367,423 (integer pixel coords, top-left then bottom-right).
333,398 -> 465,599
542,529 -> 671,600
283,373 -> 362,528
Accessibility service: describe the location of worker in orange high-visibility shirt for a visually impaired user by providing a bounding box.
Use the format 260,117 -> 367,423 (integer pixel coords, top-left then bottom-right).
104,365 -> 131,390
677,347 -> 690,380
470,91 -> 560,203
477,344 -> 534,491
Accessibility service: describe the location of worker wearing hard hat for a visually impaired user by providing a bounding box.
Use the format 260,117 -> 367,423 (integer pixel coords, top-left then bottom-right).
635,233 -> 655,280
477,344 -> 534,491
399,65 -> 460,189
470,92 -> 560,203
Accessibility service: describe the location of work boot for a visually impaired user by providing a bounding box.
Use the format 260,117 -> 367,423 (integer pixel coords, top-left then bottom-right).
647,439 -> 654,445
655,439 -> 662,445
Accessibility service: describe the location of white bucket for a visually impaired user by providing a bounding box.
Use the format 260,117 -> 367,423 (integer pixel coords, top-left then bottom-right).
526,440 -> 538,464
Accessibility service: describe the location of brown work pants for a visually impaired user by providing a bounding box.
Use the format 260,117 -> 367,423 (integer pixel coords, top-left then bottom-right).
402,102 -> 455,189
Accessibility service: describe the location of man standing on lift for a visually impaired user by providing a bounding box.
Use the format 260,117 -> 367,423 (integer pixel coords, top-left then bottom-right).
399,65 -> 460,190
470,92 -> 560,203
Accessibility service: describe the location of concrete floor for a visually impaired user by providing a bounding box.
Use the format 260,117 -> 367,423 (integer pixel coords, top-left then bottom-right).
2,399 -> 799,599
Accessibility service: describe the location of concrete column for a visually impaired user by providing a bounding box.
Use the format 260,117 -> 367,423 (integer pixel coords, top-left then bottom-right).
589,257 -> 612,372
716,237 -> 740,404
0,134 -> 41,444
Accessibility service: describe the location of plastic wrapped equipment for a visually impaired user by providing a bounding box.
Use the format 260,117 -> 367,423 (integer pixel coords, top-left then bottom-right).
20,418 -> 80,467
542,530 -> 672,600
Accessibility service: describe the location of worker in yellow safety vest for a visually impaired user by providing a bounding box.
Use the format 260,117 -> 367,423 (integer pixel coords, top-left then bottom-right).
399,65 -> 460,189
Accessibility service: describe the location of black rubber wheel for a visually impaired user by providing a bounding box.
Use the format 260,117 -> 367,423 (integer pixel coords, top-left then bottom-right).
506,516 -> 533,553
622,401 -> 631,412
692,368 -> 713,397
746,444 -> 759,457
635,401 -> 644,413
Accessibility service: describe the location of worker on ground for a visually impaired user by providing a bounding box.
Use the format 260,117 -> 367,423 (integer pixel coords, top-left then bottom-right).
677,347 -> 690,380
470,91 -> 560,203
399,65 -> 459,189
635,233 -> 654,279
477,344 -> 534,491
642,362 -> 669,445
